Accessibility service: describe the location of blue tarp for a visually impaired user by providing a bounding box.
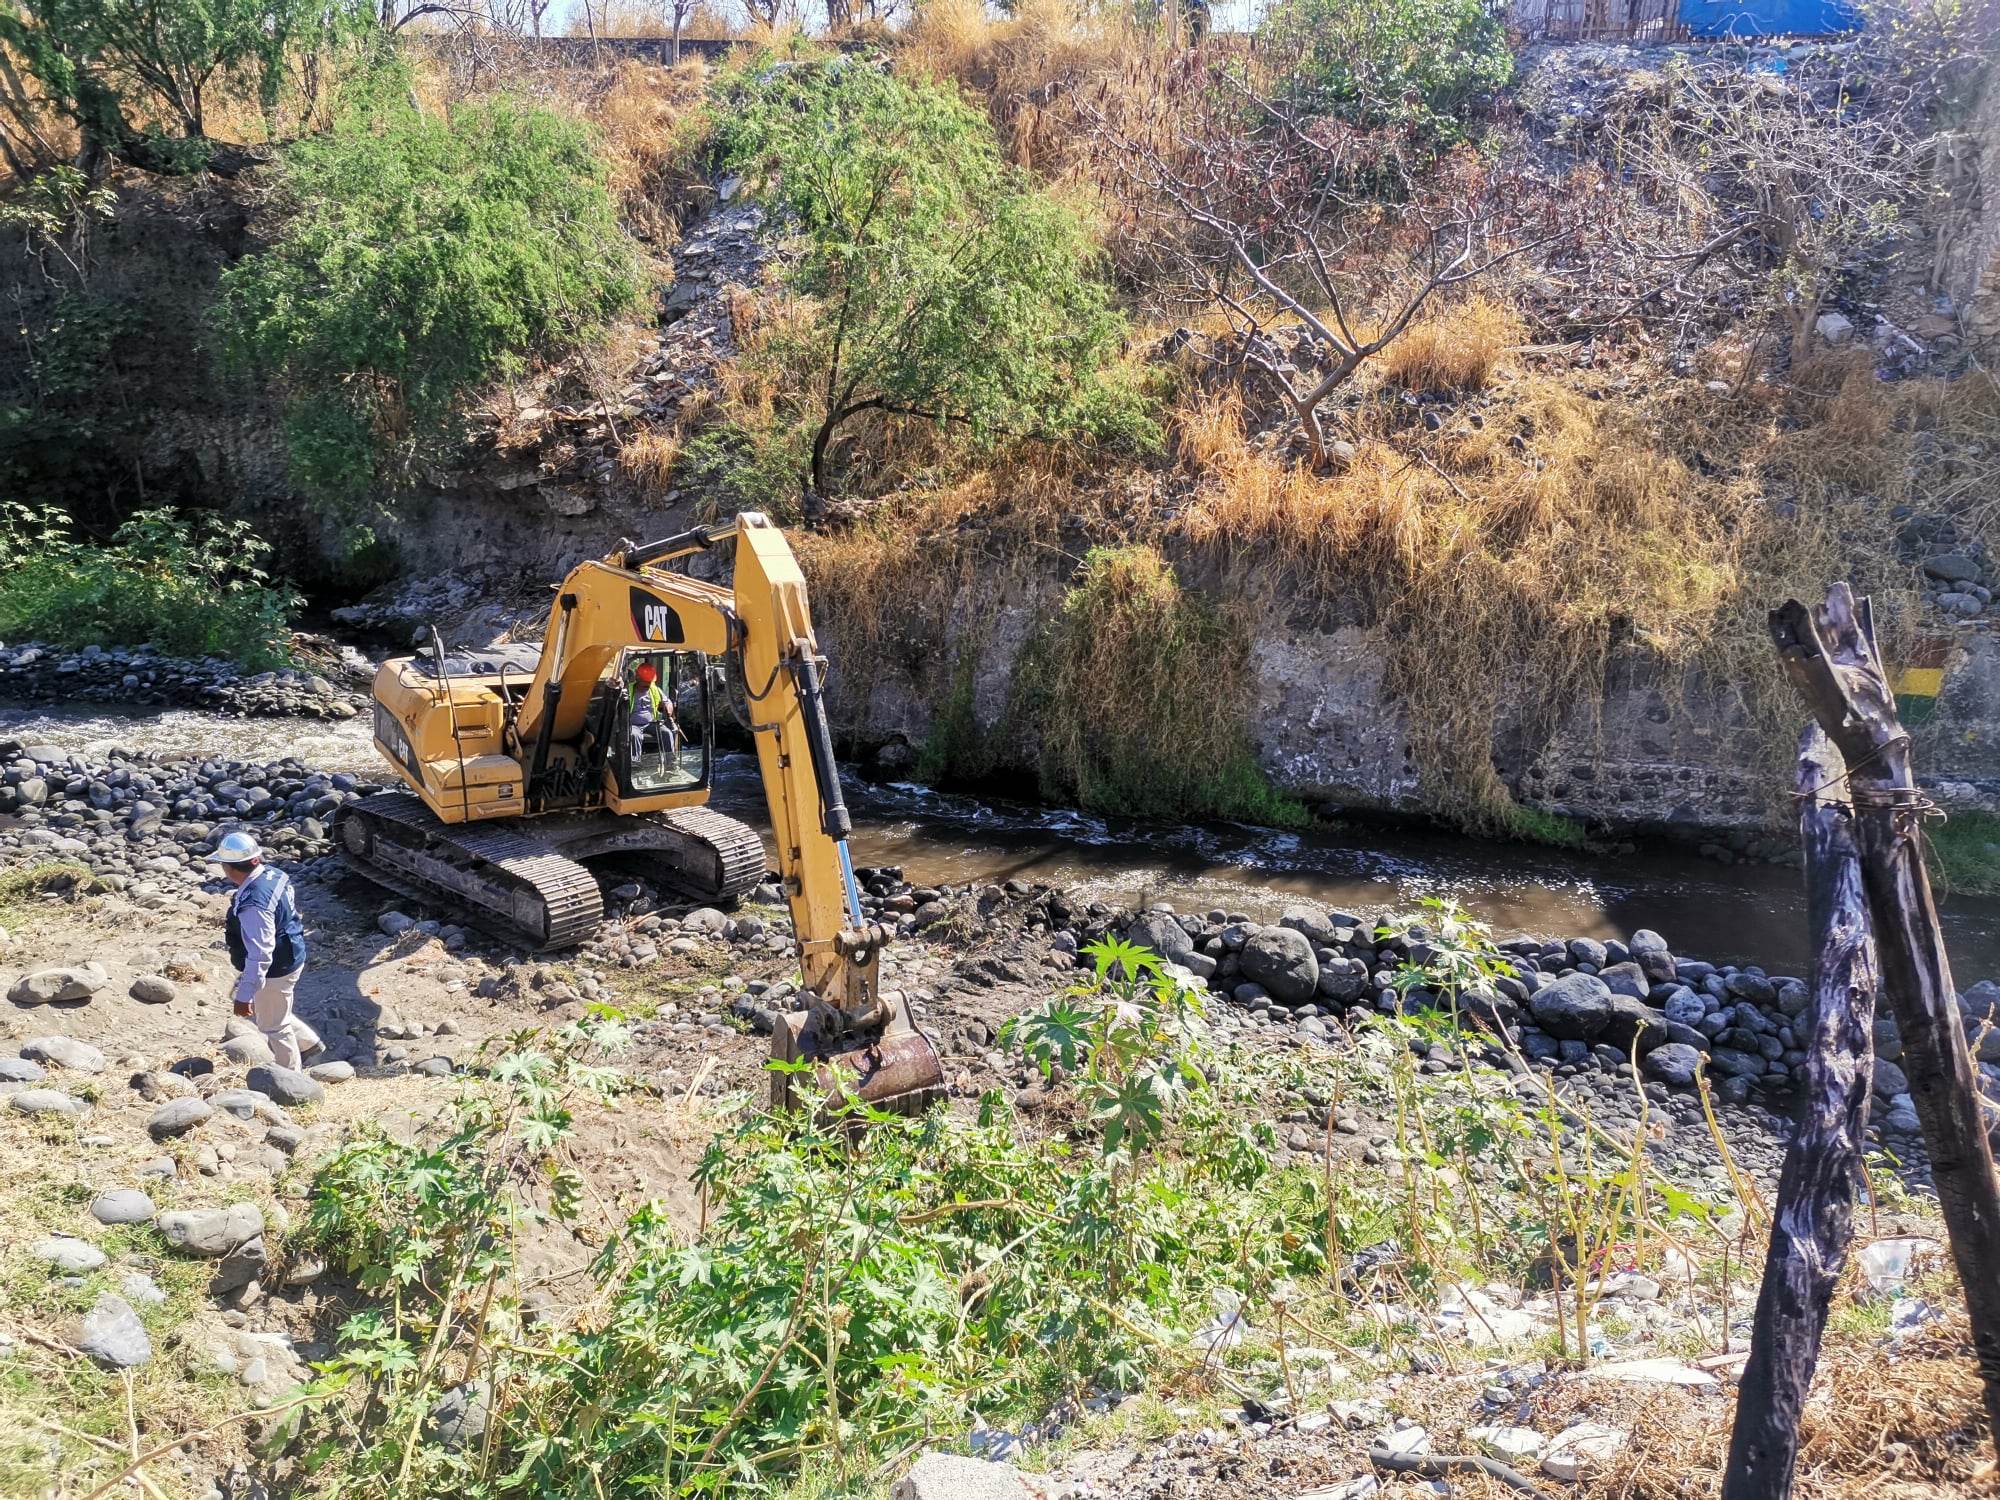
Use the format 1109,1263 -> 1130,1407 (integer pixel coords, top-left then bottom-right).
1679,0 -> 1860,37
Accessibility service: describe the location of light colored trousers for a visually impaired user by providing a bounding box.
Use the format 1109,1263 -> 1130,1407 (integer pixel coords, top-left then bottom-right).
251,968 -> 321,1070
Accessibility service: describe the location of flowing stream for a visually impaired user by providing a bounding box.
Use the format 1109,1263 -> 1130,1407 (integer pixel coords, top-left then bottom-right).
7,701 -> 1999,978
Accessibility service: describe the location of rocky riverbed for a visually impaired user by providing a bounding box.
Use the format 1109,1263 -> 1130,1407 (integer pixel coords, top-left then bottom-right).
5,731 -> 1998,1188
0,641 -> 370,720
2,731 -> 1989,1499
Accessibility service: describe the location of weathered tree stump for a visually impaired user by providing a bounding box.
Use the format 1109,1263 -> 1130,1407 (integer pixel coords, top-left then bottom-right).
1770,583 -> 2000,1452
1722,723 -> 1878,1500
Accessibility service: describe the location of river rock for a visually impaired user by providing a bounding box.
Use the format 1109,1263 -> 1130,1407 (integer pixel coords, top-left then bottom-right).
1543,1422 -> 1626,1481
78,1293 -> 151,1369
428,1381 -> 492,1449
0,1056 -> 45,1083
34,1234 -> 106,1272
1279,906 -> 1340,949
156,1203 -> 263,1258
1641,1043 -> 1703,1087
122,1271 -> 167,1306
132,1069 -> 196,1102
1240,926 -> 1319,1006
1709,1046 -> 1765,1078
247,1065 -> 324,1106
21,1035 -> 107,1073
129,974 -> 178,1005
8,965 -> 109,1005
91,1189 -> 157,1225
11,1087 -> 87,1116
1596,962 -> 1649,1001
892,1453 -> 1035,1500
307,1060 -> 355,1084
148,1096 -> 213,1138
220,1034 -> 276,1067
1125,910 -> 1196,966
1528,972 -> 1617,1040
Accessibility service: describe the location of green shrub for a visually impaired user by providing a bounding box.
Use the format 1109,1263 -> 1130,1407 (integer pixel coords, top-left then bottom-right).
0,0 -> 373,149
718,53 -> 1147,496
294,954 -> 1315,1495
0,503 -> 297,667
218,74 -> 644,514
1256,0 -> 1512,142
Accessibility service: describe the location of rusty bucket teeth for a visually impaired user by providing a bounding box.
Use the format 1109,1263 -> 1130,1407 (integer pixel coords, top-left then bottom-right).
769,992 -> 945,1118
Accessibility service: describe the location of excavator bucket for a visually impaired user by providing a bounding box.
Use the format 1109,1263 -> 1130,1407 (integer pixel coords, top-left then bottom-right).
769,990 -> 945,1118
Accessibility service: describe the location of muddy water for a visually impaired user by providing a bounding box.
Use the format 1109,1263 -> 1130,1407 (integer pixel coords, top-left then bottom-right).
7,704 -> 1998,978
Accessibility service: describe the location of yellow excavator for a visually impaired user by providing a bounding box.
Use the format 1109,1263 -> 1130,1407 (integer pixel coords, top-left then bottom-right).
335,513 -> 943,1113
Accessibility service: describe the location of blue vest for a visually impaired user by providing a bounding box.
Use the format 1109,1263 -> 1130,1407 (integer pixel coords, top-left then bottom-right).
226,865 -> 307,978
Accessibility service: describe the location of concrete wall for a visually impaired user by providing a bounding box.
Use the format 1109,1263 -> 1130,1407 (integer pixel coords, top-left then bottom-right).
1950,64 -> 2000,351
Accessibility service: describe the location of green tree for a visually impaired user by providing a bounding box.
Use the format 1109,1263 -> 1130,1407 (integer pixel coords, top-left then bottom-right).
1256,0 -> 1512,142
720,55 -> 1141,496
0,0 -> 374,167
217,79 -> 643,513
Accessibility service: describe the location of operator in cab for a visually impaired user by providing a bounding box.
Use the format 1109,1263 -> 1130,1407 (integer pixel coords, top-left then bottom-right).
629,657 -> 680,767
215,831 -> 321,1069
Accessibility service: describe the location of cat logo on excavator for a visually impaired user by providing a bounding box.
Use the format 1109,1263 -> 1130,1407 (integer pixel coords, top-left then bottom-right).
630,587 -> 685,644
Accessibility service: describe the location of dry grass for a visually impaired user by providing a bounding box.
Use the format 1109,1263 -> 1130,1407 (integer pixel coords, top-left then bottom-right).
617,429 -> 682,494
591,57 -> 713,239
1380,295 -> 1522,393
1154,347 -> 1929,829
900,0 -> 1171,175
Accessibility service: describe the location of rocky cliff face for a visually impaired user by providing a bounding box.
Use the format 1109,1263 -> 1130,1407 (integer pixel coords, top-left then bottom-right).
801,549 -> 2000,843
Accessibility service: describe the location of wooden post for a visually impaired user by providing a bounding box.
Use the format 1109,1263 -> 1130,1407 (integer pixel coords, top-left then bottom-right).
1722,723 -> 1878,1500
1769,583 -> 2000,1450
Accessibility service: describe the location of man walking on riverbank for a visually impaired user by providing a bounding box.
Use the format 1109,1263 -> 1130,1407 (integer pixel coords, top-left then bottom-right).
215,831 -> 320,1069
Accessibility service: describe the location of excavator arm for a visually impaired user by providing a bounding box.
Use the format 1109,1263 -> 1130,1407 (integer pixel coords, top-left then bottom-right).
563,513 -> 943,1114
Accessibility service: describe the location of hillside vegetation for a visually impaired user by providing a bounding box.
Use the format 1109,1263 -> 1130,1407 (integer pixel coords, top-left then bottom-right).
0,0 -> 1997,853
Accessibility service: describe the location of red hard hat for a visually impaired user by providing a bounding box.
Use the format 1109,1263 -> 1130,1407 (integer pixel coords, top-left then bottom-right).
636,663 -> 658,683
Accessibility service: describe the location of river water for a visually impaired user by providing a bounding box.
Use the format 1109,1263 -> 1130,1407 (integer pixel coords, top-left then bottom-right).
6,703 -> 1998,978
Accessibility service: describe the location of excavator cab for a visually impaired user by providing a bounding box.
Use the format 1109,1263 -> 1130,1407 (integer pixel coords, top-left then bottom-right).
619,648 -> 709,795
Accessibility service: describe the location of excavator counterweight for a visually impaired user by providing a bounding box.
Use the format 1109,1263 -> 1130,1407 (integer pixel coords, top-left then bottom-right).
336,514 -> 944,1116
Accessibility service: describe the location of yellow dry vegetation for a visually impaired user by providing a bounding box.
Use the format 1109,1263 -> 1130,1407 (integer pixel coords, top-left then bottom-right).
1379,295 -> 1522,393
901,0 -> 1174,176
798,288 -> 1952,833
1165,341 -> 1935,828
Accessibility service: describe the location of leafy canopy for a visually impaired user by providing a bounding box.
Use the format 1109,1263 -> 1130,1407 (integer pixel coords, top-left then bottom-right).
719,54 -> 1145,494
217,75 -> 643,513
0,0 -> 375,141
1256,0 -> 1512,142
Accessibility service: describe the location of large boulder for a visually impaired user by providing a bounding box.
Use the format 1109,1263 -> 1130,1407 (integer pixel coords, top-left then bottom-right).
1124,910 -> 1196,967
8,965 -> 109,1006
1528,972 -> 1617,1041
1239,926 -> 1320,1006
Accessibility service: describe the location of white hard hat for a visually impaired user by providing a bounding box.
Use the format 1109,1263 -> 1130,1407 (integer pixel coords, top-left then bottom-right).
213,831 -> 262,865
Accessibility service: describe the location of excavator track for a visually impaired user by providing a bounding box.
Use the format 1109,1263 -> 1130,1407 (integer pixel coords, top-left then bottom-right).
335,796 -> 767,951
335,792 -> 605,951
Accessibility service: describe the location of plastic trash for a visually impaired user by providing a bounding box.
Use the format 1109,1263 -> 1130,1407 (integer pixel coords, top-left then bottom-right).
1857,1237 -> 1928,1298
